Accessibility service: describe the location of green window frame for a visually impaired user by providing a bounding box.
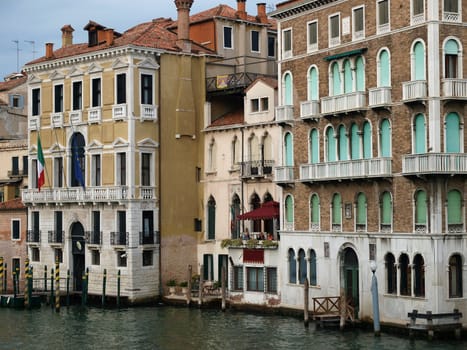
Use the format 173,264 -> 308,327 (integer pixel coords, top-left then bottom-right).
338,125 -> 348,160
381,191 -> 392,225
350,123 -> 360,159
285,195 -> 294,224
415,190 -> 427,225
356,56 -> 365,91
356,193 -> 367,226
445,112 -> 460,153
413,41 -> 425,80
332,62 -> 341,95
447,190 -> 462,224
380,119 -> 391,157
310,129 -> 319,163
284,132 -> 293,166
288,248 -> 296,284
332,193 -> 342,225
326,127 -> 337,161
379,49 -> 390,87
414,114 -> 426,154
308,66 -> 319,101
344,59 -> 353,93
284,72 -> 293,105
363,121 -> 372,159
310,194 -> 320,226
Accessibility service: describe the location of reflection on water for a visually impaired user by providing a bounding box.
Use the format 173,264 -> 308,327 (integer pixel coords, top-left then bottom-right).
0,306 -> 464,350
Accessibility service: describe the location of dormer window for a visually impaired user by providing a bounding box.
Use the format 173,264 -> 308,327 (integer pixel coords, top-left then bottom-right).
89,30 -> 98,47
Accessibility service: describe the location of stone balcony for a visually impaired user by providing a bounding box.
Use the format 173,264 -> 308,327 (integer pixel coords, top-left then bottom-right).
402,153 -> 467,175
368,87 -> 392,108
275,105 -> 294,122
274,166 -> 294,185
442,79 -> 467,100
321,91 -> 366,115
402,80 -> 427,102
300,100 -> 320,121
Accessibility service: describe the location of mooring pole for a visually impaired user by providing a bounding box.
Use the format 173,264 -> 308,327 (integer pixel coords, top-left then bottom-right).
66,270 -> 70,307
55,260 -> 60,312
24,258 -> 30,309
12,270 -> 17,298
50,268 -> 54,308
0,257 -> 3,294
370,261 -> 381,336
4,263 -> 7,293
304,278 -> 309,327
15,268 -> 19,294
102,269 -> 107,308
221,265 -> 226,312
117,270 -> 121,308
198,265 -> 204,307
44,265 -> 47,292
187,265 -> 192,306
28,266 -> 33,303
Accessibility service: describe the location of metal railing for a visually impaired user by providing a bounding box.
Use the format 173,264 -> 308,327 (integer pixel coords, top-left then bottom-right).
110,231 -> 128,246
48,230 -> 64,244
241,160 -> 274,178
85,230 -> 102,245
27,230 -> 41,243
139,231 -> 160,245
206,72 -> 264,92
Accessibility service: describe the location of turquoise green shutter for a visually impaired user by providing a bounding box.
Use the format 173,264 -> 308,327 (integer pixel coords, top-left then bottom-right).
311,194 -> 319,223
327,127 -> 336,161
208,197 -> 216,240
310,129 -> 319,163
309,250 -> 317,286
357,193 -> 366,225
351,123 -> 360,159
379,50 -> 390,87
285,133 -> 293,166
415,190 -> 427,224
284,73 -> 292,105
414,42 -> 425,80
339,125 -> 348,160
332,62 -> 341,95
380,119 -> 391,157
332,193 -> 342,224
344,60 -> 353,93
447,190 -> 462,224
356,56 -> 364,91
381,192 -> 391,224
286,195 -> 294,223
289,249 -> 296,283
445,39 -> 459,55
414,114 -> 426,154
309,67 -> 318,100
446,113 -> 460,153
363,122 -> 372,159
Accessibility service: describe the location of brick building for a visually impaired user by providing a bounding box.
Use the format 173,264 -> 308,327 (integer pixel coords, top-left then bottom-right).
270,0 -> 466,326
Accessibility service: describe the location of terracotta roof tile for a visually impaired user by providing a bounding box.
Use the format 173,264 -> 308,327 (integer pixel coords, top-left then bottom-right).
0,75 -> 27,92
0,198 -> 26,210
245,77 -> 278,93
208,109 -> 244,128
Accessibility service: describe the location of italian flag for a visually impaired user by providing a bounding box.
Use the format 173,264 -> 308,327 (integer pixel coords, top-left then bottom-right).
37,135 -> 45,191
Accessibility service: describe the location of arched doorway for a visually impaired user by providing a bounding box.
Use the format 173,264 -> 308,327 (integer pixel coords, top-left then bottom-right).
341,247 -> 359,318
71,222 -> 85,291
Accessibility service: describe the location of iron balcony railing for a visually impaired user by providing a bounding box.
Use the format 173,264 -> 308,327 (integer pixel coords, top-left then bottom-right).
48,230 -> 64,244
110,231 -> 128,246
241,160 -> 274,178
85,231 -> 102,245
139,231 -> 160,245
402,153 -> 467,175
27,230 -> 41,243
206,72 -> 264,93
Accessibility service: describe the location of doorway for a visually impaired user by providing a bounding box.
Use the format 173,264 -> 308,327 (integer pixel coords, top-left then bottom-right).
71,222 -> 85,291
342,247 -> 359,318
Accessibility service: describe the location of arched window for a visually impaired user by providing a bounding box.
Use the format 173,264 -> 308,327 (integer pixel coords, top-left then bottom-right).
248,135 -> 260,162
378,49 -> 391,87
449,254 -> 463,298
414,114 -> 426,154
298,249 -> 307,284
309,249 -> 317,286
385,253 -> 397,294
356,56 -> 365,91
71,132 -> 85,187
284,72 -> 293,105
338,125 -> 348,161
363,121 -> 372,159
413,41 -> 426,80
380,119 -> 391,157
309,129 -> 319,163
399,254 -> 411,296
381,191 -> 392,231
231,194 -> 241,238
445,112 -> 461,153
444,39 -> 460,78
250,193 -> 261,232
310,194 -> 320,231
231,136 -> 240,169
331,62 -> 341,95
308,66 -> 319,100
447,189 -> 463,232
208,139 -> 217,171
413,254 -> 425,297
262,133 -> 273,173
415,190 -> 427,232
284,132 -> 293,166
332,193 -> 342,231
343,59 -> 353,93
207,196 -> 216,240
288,248 -> 296,284
326,126 -> 336,161
356,192 -> 367,232
350,123 -> 360,160
285,195 -> 294,229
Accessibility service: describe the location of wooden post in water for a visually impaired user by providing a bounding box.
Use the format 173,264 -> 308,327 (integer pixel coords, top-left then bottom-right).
304,278 -> 309,327
44,265 -> 47,292
186,265 -> 192,306
221,265 -> 226,312
50,268 -> 54,308
0,257 -> 3,294
198,265 -> 204,307
102,269 -> 107,308
66,270 -> 70,307
117,270 -> 121,308
3,263 -> 7,293
24,258 -> 30,309
339,288 -> 346,331
55,260 -> 60,312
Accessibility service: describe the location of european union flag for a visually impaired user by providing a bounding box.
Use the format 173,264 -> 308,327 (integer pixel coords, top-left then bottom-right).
72,137 -> 85,188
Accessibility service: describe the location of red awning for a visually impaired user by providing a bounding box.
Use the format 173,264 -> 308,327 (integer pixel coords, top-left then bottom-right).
237,201 -> 279,220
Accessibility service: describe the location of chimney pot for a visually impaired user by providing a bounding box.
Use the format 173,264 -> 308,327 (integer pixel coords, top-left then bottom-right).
105,28 -> 114,46
174,0 -> 194,53
45,43 -> 54,59
236,0 -> 247,20
61,24 -> 74,48
257,3 -> 267,23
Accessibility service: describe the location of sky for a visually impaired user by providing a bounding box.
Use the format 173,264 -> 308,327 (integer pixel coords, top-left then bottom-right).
0,0 -> 274,80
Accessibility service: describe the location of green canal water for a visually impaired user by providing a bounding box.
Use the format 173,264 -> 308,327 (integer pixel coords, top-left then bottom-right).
0,306 -> 465,350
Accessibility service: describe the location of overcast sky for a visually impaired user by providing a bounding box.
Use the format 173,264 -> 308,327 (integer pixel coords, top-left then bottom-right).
1,0 -> 273,80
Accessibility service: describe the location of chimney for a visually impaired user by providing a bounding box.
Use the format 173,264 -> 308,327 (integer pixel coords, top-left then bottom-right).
174,0 -> 194,53
45,43 -> 54,59
236,0 -> 247,20
105,28 -> 114,46
61,25 -> 74,48
257,3 -> 268,23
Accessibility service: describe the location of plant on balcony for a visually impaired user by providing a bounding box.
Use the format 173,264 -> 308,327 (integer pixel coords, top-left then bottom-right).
221,238 -> 243,248
261,240 -> 279,248
246,239 -> 259,248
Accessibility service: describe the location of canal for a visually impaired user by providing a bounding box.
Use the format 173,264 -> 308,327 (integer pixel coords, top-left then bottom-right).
0,306 -> 464,350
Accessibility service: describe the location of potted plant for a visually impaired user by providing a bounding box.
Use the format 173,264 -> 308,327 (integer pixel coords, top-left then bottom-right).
166,279 -> 177,295
179,281 -> 188,295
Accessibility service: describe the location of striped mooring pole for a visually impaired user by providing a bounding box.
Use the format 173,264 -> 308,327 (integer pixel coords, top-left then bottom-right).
12,270 -> 17,297
50,268 -> 54,308
44,266 -> 47,292
117,270 -> 121,308
24,258 -> 30,309
3,263 -> 7,293
55,260 -> 60,312
0,257 -> 3,294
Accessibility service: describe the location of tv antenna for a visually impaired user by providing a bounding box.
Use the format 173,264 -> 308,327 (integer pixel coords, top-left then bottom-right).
25,40 -> 38,60
12,40 -> 21,72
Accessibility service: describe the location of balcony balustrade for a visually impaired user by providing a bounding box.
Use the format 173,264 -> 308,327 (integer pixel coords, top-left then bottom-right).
368,87 -> 392,107
402,80 -> 427,101
139,231 -> 160,245
442,79 -> 467,99
321,92 -> 366,115
51,113 -> 63,128
275,105 -> 294,122
110,231 -> 128,246
48,230 -> 64,244
300,158 -> 392,182
29,116 -> 40,130
88,107 -> 101,123
241,160 -> 274,178
141,104 -> 158,121
85,231 -> 102,245
112,104 -> 127,120
274,166 -> 294,184
443,11 -> 460,22
300,100 -> 320,120
411,13 -> 425,25
69,111 -> 82,125
27,230 -> 41,243
402,153 -> 467,175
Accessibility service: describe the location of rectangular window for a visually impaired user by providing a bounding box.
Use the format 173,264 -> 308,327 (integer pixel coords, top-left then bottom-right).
91,78 -> 101,107
142,211 -> 154,244
413,0 -> 424,15
266,267 -> 277,293
12,156 -> 19,175
377,0 -> 390,31
261,97 -> 269,111
233,266 -> 244,291
32,211 -> 40,240
12,258 -> 20,276
32,88 -> 40,116
307,21 -> 318,51
282,29 -> 292,58
12,219 -> 20,240
32,159 -> 38,189
117,152 -> 126,186
444,0 -> 458,12
54,157 -> 63,188
72,81 -> 82,110
91,250 -> 100,265
223,26 -> 233,49
142,250 -> 153,266
353,6 -> 364,40
267,36 -> 275,57
329,14 -> 340,46
10,94 -> 23,108
117,251 -> 127,267
251,98 -> 259,113
55,248 -> 63,263
92,211 -> 101,236
23,156 -> 28,175
92,154 -> 101,186
218,255 -> 228,283
445,54 -> 458,78
55,211 -> 63,243
246,267 -> 264,292
203,254 -> 214,281
251,30 -> 260,52
31,247 -> 40,262
116,73 -> 126,104
54,84 -> 63,113
141,74 -> 153,105
141,153 -> 151,186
